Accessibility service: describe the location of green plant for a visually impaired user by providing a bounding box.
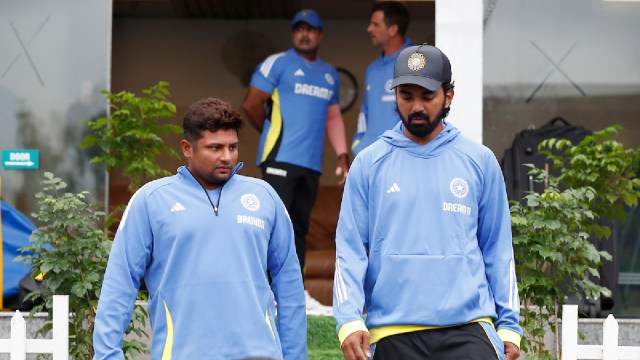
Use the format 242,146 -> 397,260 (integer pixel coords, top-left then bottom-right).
512,125 -> 640,358
540,125 -> 640,236
17,173 -> 147,359
81,81 -> 182,193
511,186 -> 611,358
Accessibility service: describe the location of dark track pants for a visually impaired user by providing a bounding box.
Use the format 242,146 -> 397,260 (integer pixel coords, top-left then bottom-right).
372,323 -> 505,360
261,161 -> 320,276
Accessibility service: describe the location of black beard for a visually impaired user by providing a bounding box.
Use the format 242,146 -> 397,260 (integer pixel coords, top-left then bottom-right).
404,111 -> 440,138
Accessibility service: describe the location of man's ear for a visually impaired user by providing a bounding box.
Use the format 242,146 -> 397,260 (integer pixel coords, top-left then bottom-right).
388,23 -> 399,37
444,88 -> 455,108
180,139 -> 192,158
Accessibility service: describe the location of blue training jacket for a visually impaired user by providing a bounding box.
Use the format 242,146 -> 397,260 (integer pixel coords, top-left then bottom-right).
351,39 -> 413,156
94,165 -> 307,360
334,122 -> 522,343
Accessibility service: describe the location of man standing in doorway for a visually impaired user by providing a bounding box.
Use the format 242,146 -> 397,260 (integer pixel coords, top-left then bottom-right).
243,9 -> 349,281
351,1 -> 413,156
334,44 -> 522,360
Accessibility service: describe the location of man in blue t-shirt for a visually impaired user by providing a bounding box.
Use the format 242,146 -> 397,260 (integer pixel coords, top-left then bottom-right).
352,1 -> 413,156
242,9 -> 349,277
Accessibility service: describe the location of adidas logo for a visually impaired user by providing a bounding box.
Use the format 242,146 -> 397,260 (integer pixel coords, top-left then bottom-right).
386,183 -> 401,193
294,69 -> 305,76
170,202 -> 186,212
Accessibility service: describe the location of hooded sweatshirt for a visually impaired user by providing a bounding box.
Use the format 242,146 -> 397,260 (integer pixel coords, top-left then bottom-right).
334,122 -> 522,346
94,164 -> 307,360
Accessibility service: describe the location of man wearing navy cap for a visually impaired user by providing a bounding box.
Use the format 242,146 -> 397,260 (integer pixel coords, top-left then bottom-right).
333,44 -> 523,360
243,10 -> 349,290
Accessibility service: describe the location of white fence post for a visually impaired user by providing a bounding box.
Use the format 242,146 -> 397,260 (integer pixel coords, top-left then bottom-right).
0,294 -> 69,359
10,311 -> 26,360
562,304 -> 579,360
52,295 -> 69,360
562,304 -> 640,360
602,314 -> 619,360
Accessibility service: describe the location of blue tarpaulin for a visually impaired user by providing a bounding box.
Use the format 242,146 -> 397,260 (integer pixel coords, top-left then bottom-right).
1,201 -> 34,298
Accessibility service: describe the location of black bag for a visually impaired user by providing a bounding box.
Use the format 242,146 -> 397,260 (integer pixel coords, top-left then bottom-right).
501,118 -> 617,317
501,117 -> 592,204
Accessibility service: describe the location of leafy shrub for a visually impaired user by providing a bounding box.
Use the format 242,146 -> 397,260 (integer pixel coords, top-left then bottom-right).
18,173 -> 147,359
513,126 -> 640,358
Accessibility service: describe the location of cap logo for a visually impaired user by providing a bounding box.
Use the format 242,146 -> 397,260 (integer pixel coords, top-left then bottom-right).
407,52 -> 426,71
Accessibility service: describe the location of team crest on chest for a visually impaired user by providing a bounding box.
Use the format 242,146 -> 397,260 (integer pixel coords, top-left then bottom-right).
325,73 -> 335,86
449,178 -> 469,199
241,194 -> 260,211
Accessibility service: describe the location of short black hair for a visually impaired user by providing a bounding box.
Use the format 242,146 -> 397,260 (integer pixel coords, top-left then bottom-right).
183,98 -> 243,143
372,1 -> 410,37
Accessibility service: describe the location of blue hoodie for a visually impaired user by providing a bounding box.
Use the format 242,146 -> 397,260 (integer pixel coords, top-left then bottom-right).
334,122 -> 522,346
94,165 -> 307,360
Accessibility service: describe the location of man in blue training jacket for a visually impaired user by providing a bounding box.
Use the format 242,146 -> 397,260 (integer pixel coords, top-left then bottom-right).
94,98 -> 306,360
333,44 -> 523,360
351,1 -> 413,156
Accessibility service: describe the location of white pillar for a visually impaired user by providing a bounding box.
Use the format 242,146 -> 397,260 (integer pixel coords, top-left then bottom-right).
436,0 -> 484,143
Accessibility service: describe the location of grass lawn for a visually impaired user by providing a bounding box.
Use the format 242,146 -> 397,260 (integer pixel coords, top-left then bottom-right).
307,315 -> 343,359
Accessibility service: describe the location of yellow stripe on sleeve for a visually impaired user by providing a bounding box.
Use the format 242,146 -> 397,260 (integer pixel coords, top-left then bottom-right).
261,89 -> 283,163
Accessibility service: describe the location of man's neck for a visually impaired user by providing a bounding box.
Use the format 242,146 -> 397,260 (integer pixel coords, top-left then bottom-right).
382,36 -> 405,57
295,49 -> 318,61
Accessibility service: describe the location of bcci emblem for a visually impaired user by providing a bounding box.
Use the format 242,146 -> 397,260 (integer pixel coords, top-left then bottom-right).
325,73 -> 335,86
449,178 -> 469,199
241,194 -> 260,212
407,52 -> 426,71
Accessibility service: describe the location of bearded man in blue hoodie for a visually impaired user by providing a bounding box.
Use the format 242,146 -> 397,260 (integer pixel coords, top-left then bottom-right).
333,44 -> 522,360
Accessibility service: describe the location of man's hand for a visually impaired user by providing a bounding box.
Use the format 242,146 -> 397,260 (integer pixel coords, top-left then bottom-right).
504,341 -> 520,360
335,153 -> 349,186
341,330 -> 371,360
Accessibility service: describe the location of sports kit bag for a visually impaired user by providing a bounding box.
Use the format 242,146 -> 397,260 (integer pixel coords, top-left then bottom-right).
501,117 -> 591,204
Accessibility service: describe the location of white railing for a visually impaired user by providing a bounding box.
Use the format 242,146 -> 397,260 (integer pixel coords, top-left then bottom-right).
0,295 -> 69,360
562,304 -> 640,359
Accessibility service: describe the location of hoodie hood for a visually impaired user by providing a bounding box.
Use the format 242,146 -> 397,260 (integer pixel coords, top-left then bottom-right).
380,121 -> 460,158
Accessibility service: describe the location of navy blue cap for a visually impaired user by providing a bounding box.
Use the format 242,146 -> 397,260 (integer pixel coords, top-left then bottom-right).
291,9 -> 323,30
391,44 -> 452,91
